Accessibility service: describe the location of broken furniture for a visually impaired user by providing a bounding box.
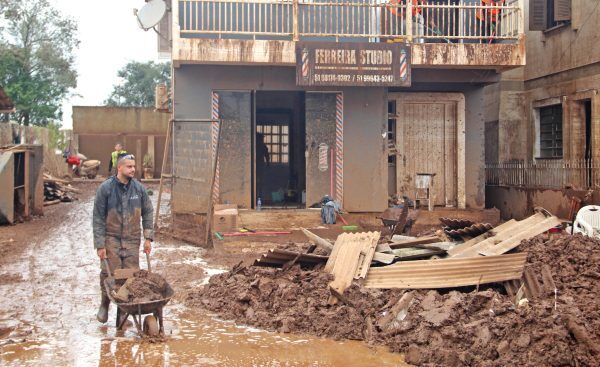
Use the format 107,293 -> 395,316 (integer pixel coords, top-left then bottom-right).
572,205 -> 600,238
414,173 -> 435,211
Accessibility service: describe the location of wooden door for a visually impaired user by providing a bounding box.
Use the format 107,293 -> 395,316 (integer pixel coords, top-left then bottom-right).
396,101 -> 457,206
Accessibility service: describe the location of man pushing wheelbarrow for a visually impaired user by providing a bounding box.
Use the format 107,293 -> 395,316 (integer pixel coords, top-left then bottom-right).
92,154 -> 154,324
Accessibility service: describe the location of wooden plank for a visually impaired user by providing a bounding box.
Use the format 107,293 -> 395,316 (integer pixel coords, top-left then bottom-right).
301,228 -> 334,252
478,216 -> 561,256
24,151 -> 30,218
372,252 -> 395,264
392,247 -> 445,260
376,243 -> 393,253
154,119 -> 172,231
388,236 -> 440,249
451,213 -> 547,258
364,253 -> 527,289
447,219 -> 517,256
376,291 -> 414,331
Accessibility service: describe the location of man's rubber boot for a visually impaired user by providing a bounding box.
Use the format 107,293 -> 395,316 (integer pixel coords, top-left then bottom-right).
97,294 -> 110,323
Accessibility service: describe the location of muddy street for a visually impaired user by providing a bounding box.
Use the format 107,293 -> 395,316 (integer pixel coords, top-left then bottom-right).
0,184 -> 407,366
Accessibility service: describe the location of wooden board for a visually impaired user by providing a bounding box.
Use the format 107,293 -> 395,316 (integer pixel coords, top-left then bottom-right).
372,252 -> 396,264
364,253 -> 527,289
388,236 -> 440,249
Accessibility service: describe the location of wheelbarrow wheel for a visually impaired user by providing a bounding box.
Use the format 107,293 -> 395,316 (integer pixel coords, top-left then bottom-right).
143,315 -> 159,337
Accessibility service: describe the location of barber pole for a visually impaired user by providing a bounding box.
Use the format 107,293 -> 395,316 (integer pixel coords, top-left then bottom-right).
211,92 -> 220,203
335,93 -> 343,207
301,48 -> 309,81
399,49 -> 408,81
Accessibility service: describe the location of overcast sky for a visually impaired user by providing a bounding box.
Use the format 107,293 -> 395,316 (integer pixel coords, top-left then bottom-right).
52,0 -> 164,128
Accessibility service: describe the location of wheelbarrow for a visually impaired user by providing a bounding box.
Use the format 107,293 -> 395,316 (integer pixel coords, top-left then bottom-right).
103,254 -> 174,337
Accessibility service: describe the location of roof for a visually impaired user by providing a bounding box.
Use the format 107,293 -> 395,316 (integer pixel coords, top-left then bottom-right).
0,86 -> 15,113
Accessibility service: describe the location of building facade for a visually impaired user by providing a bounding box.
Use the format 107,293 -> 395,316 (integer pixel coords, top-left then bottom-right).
164,0 -> 526,213
485,0 -> 600,219
72,106 -> 169,178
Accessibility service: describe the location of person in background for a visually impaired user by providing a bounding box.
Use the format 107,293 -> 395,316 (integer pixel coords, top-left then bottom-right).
108,143 -> 127,175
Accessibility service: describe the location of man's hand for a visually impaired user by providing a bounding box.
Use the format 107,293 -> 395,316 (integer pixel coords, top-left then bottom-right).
97,248 -> 107,259
143,239 -> 152,254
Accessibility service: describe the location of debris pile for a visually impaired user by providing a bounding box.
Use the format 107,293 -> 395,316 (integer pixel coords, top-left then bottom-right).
190,209 -> 600,366
43,174 -> 79,205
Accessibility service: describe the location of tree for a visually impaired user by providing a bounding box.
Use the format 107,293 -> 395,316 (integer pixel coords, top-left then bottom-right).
0,0 -> 79,126
105,61 -> 170,107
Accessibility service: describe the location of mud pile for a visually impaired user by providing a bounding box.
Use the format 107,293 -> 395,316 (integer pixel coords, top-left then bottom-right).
189,265 -> 390,340
188,234 -> 600,366
123,270 -> 168,303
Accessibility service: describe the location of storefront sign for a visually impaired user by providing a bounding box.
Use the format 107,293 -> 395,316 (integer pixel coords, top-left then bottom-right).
296,42 -> 411,87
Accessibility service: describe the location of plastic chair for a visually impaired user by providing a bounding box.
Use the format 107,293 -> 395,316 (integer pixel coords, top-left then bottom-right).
573,205 -> 600,238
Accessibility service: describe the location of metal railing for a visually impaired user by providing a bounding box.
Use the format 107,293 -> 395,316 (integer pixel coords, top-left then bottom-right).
486,160 -> 600,190
178,0 -> 522,42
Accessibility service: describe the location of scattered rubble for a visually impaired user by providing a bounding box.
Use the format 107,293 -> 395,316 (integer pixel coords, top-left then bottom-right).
43,173 -> 78,205
189,222 -> 600,366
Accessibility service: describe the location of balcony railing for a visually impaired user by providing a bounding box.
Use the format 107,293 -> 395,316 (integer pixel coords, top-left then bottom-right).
178,0 -> 522,42
486,160 -> 600,190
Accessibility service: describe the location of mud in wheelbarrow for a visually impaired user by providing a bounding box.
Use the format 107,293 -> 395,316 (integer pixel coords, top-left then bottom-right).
104,279 -> 174,338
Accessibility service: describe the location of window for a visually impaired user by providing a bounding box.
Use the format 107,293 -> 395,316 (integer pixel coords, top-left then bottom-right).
257,124 -> 289,164
530,0 -> 571,31
538,104 -> 563,158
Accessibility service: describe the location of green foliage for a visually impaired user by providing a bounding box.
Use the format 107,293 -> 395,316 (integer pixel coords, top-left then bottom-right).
105,61 -> 171,108
46,121 -> 67,151
0,0 -> 79,126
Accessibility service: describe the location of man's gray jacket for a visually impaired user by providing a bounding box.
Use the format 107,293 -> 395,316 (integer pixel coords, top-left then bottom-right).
92,176 -> 154,249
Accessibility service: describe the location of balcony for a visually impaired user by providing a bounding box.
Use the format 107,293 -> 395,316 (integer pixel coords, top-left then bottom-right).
171,0 -> 525,68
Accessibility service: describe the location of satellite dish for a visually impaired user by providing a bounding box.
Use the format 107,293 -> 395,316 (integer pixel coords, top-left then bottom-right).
135,0 -> 167,31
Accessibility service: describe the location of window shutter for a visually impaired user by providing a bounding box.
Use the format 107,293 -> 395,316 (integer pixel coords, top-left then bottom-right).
529,0 -> 548,31
554,0 -> 571,21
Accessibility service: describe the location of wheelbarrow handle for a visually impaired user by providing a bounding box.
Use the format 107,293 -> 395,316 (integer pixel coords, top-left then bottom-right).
146,252 -> 151,273
103,258 -> 113,277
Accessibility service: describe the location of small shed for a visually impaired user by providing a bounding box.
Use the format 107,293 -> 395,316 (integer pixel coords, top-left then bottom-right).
0,145 -> 44,224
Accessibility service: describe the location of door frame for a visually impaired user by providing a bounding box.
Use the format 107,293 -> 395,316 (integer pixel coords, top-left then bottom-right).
389,92 -> 466,209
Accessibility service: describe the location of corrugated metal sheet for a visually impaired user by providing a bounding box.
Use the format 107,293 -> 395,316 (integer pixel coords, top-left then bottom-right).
444,223 -> 494,238
449,212 -> 560,258
364,253 -> 527,289
253,249 -> 329,267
